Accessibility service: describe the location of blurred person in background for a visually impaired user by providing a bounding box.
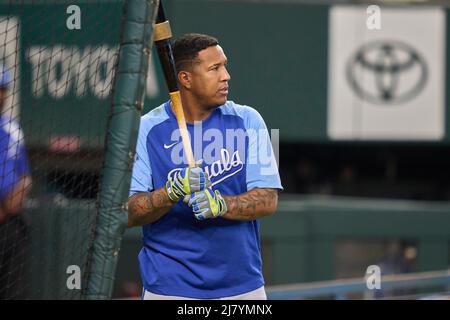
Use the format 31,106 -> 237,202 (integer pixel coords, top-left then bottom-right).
0,64 -> 32,299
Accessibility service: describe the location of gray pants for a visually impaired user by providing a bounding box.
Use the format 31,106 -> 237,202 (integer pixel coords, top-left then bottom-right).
142,286 -> 267,300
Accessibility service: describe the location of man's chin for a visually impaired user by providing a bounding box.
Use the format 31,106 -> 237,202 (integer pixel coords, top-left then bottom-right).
216,97 -> 228,106
207,99 -> 227,110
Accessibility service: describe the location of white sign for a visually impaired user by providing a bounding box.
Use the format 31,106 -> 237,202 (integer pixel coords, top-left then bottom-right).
328,7 -> 446,140
27,45 -> 160,99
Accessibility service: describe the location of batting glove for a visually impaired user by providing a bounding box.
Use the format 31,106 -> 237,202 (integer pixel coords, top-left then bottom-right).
183,187 -> 227,220
166,166 -> 210,202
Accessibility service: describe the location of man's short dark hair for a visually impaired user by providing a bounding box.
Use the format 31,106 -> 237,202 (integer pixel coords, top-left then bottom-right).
172,33 -> 219,71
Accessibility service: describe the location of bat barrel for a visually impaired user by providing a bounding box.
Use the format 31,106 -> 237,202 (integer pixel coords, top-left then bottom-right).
153,1 -> 196,168
154,2 -> 178,93
156,1 -> 167,24
156,42 -> 178,92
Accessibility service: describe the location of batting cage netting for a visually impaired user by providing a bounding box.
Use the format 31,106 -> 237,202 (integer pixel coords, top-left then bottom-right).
0,0 -> 157,299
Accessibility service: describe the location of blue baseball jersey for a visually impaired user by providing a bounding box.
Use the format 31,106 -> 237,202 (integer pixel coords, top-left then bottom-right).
130,100 -> 282,299
0,116 -> 30,200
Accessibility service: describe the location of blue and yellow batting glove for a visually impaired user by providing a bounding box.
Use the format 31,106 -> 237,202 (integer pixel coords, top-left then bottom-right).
166,166 -> 210,202
183,187 -> 227,220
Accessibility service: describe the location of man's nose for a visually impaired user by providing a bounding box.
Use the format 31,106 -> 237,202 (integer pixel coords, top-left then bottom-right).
222,67 -> 231,81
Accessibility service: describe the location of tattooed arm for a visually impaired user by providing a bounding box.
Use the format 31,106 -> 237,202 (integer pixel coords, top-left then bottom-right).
127,187 -> 176,227
222,188 -> 279,221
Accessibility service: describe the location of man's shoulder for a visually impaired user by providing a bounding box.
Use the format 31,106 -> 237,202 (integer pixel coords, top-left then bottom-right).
142,102 -> 169,122
220,101 -> 265,126
139,102 -> 170,134
220,101 -> 263,120
0,117 -> 23,146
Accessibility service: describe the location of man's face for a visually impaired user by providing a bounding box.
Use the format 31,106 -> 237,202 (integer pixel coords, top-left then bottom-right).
188,45 -> 231,109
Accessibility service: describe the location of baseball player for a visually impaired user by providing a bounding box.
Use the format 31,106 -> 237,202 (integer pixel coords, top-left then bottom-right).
128,33 -> 282,300
0,65 -> 32,299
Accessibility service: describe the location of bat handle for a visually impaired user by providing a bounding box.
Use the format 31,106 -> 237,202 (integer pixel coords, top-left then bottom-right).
169,91 -> 196,168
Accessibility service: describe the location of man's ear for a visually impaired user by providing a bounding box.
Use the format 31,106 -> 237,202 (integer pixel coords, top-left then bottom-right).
178,71 -> 191,89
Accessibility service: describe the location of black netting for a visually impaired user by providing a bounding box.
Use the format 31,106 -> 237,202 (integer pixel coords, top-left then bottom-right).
0,0 -> 124,299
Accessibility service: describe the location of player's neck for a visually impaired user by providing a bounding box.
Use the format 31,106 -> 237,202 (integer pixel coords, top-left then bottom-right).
179,91 -> 214,124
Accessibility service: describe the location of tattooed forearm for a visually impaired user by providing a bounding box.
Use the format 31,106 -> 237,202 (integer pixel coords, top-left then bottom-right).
127,187 -> 176,227
222,188 -> 279,221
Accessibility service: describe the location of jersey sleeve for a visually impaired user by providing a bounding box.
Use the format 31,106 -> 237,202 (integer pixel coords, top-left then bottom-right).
244,107 -> 283,191
8,121 -> 30,178
129,120 -> 154,196
0,156 -> 21,200
0,129 -> 30,200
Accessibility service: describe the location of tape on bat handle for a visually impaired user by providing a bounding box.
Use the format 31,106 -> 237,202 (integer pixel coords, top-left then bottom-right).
154,21 -> 172,42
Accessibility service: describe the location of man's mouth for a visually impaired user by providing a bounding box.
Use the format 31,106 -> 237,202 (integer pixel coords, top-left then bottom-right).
218,86 -> 229,95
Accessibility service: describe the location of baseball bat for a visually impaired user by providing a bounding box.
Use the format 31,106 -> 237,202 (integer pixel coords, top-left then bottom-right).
153,1 -> 195,168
